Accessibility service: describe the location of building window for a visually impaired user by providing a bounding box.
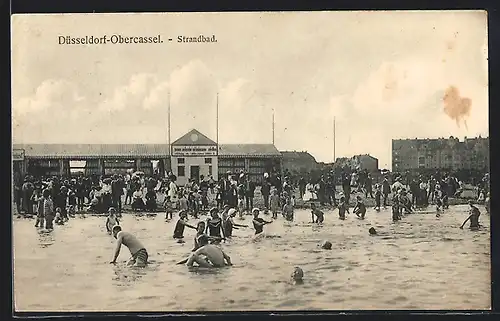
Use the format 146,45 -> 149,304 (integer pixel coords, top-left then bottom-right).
178,158 -> 185,164
208,165 -> 213,176
178,166 -> 185,177
205,158 -> 212,164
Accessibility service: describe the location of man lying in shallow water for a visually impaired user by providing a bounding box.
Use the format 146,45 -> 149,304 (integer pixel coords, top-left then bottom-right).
186,235 -> 232,268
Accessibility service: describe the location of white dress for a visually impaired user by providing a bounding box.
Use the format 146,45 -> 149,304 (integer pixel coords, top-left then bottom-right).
303,183 -> 314,201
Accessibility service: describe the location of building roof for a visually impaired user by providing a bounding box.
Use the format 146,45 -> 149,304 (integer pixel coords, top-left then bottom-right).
280,151 -> 317,162
218,144 -> 281,158
355,154 -> 378,161
12,143 -> 282,159
171,129 -> 217,146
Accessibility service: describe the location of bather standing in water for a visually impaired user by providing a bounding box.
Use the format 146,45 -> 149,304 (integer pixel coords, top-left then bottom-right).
223,208 -> 248,238
338,196 -> 349,220
460,201 -> 482,230
186,235 -> 232,268
252,208 -> 273,236
110,225 -> 149,267
353,195 -> 367,219
192,221 -> 224,251
310,203 -> 324,223
173,210 -> 197,241
206,207 -> 225,243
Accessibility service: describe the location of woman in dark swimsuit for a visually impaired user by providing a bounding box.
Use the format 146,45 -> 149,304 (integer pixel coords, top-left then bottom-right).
223,208 -> 248,237
206,207 -> 225,242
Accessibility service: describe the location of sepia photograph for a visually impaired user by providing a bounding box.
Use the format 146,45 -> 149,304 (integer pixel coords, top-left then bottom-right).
11,11 -> 489,311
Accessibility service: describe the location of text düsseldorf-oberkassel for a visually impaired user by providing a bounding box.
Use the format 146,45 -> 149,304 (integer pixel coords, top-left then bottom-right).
58,35 -> 163,45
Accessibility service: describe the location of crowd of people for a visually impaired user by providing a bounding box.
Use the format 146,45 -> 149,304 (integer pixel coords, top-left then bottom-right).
14,166 -> 489,274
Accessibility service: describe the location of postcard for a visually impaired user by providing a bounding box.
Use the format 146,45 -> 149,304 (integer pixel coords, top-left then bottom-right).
11,11 -> 489,312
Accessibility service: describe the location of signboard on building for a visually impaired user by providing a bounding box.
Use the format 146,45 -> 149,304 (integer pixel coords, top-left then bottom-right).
13,149 -> 25,161
172,145 -> 217,156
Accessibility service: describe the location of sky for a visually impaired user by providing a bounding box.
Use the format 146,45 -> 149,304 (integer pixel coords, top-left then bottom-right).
11,11 -> 488,169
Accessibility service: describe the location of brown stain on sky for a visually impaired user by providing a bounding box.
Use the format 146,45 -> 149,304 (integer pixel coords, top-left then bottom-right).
442,86 -> 472,129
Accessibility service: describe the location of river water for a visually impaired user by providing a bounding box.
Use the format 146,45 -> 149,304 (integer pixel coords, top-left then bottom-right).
13,205 -> 490,311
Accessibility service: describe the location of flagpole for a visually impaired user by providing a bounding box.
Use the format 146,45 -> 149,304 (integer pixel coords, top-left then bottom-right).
216,93 -> 219,147
272,107 -> 275,145
333,116 -> 336,162
167,91 -> 171,174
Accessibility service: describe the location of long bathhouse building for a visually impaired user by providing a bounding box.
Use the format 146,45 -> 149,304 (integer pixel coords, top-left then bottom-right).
13,129 -> 283,185
392,136 -> 489,172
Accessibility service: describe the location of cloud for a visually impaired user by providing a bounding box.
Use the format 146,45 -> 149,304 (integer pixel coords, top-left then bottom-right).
14,79 -> 84,117
98,73 -> 158,112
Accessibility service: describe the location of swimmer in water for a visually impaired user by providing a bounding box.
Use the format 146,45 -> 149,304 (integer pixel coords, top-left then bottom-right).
310,203 -> 324,223
369,227 -> 377,235
374,184 -> 382,212
206,207 -> 225,242
223,208 -> 248,238
460,201 -> 482,230
353,195 -> 367,219
105,207 -> 120,234
392,191 -> 401,222
186,234 -> 232,268
338,196 -> 349,220
192,221 -> 224,252
54,207 -> 64,225
282,198 -> 294,222
252,208 -> 273,236
110,225 -> 149,267
163,195 -> 174,221
434,185 -> 443,216
291,267 -> 304,284
485,192 -> 490,214
173,210 -> 197,241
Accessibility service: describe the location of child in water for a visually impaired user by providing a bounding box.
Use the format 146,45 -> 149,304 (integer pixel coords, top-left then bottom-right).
310,203 -> 324,223
434,185 -> 443,216
269,189 -> 280,219
178,192 -> 188,212
353,195 -> 367,219
374,184 -> 382,212
54,207 -> 64,225
291,267 -> 304,284
282,198 -> 294,221
173,210 -> 197,242
105,207 -> 120,234
164,195 -> 174,221
460,201 -> 482,230
338,196 -> 349,220
192,221 -> 224,251
392,191 -> 401,222
34,189 -> 45,228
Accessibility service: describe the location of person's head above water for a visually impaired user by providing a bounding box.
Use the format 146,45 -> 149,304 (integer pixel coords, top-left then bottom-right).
197,234 -> 210,246
196,221 -> 206,233
291,267 -> 304,282
252,208 -> 260,216
210,207 -> 219,218
112,225 -> 122,238
369,227 -> 377,235
321,240 -> 332,250
228,208 -> 237,217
